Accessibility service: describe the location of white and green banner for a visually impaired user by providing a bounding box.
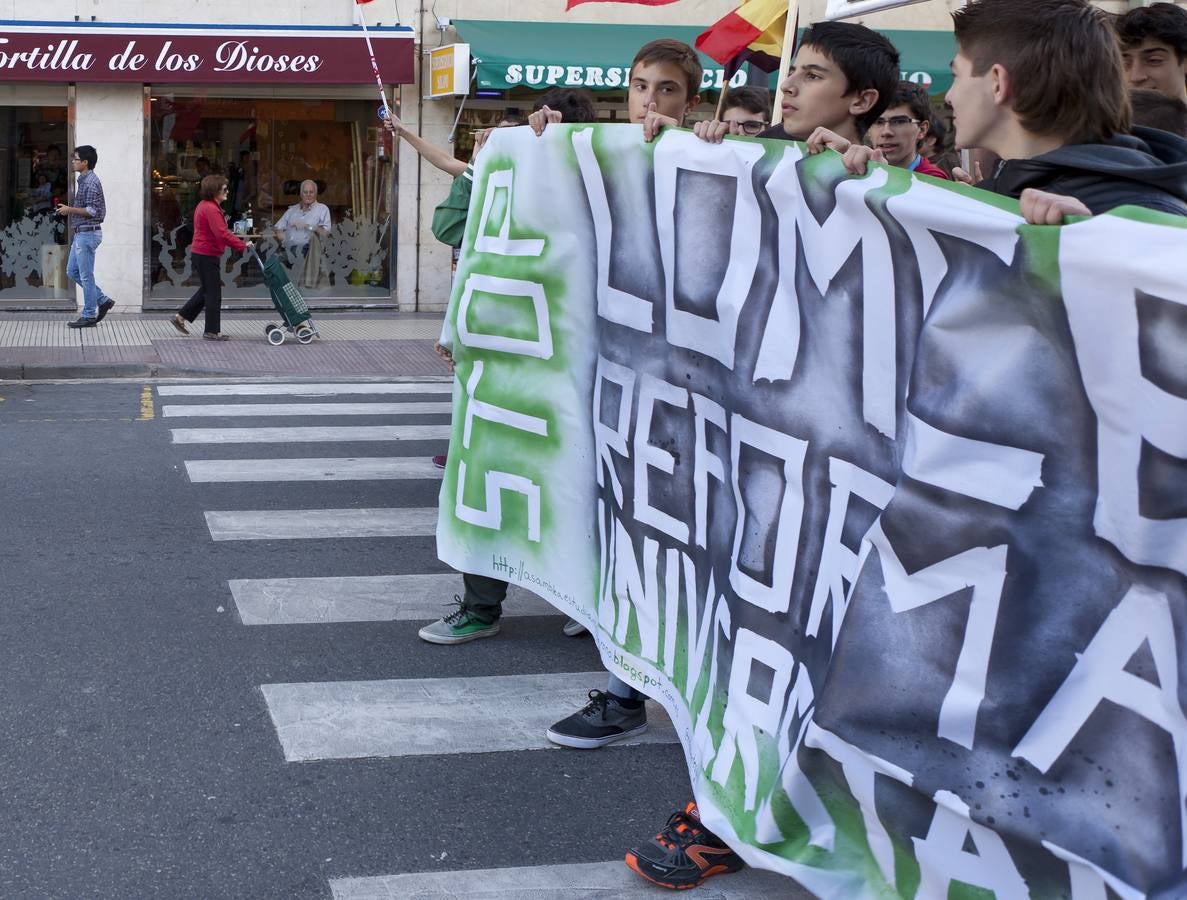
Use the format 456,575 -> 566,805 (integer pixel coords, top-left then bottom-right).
436,124 -> 1187,898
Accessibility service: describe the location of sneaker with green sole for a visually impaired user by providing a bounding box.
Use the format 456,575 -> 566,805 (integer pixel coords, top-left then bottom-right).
418,598 -> 501,645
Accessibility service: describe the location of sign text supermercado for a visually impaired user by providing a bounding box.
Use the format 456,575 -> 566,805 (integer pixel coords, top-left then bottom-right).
437,125 -> 1187,898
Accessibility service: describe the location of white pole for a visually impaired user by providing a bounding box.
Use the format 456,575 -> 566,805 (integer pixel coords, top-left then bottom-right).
355,3 -> 393,116
772,0 -> 802,126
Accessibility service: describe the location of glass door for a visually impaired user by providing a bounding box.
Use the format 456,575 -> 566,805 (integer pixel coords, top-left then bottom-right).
0,105 -> 70,307
147,94 -> 395,308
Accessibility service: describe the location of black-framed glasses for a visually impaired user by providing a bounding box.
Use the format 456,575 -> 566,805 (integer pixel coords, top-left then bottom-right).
735,120 -> 767,135
873,116 -> 920,129
71,156 -> 82,161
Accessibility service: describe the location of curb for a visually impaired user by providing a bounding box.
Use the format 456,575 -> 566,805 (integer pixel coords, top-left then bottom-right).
1,362 -> 451,381
1,363 -> 199,380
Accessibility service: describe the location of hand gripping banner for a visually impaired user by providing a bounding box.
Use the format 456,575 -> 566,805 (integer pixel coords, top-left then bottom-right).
435,124 -> 1187,899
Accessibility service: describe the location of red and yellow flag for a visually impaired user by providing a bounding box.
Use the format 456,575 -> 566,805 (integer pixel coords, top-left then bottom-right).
696,0 -> 787,74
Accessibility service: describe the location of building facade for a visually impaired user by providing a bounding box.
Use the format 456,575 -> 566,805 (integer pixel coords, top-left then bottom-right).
0,1 -> 1167,314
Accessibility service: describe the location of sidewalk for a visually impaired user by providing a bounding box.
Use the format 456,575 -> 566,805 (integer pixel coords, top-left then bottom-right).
0,312 -> 452,380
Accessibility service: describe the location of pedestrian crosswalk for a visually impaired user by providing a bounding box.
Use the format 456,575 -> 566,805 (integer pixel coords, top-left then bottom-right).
170,424 -> 452,444
162,401 -> 452,417
228,574 -> 554,625
162,378 -> 794,898
263,671 -> 678,762
185,456 -> 442,482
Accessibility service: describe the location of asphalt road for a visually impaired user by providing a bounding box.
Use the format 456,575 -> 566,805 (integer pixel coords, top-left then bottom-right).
0,379 -> 805,899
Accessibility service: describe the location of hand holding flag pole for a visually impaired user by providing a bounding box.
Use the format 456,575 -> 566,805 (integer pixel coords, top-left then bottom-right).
695,0 -> 802,127
354,0 -> 392,118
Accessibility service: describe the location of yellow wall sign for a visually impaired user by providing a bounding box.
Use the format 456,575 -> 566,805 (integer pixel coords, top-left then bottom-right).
426,43 -> 470,98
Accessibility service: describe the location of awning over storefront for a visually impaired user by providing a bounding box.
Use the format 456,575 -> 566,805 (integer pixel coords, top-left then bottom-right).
453,20 -> 955,95
0,21 -> 415,84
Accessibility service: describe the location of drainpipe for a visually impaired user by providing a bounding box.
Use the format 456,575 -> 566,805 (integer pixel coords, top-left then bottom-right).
413,6 -> 425,312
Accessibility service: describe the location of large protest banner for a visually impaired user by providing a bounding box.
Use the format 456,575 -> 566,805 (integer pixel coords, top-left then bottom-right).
435,124 -> 1187,898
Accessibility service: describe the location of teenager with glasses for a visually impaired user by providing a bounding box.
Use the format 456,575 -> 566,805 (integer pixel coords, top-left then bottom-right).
170,175 -> 252,341
868,81 -> 950,178
720,85 -> 773,136
807,80 -> 950,179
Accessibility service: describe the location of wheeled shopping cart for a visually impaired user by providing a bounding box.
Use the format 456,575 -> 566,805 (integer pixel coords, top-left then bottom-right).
251,247 -> 320,346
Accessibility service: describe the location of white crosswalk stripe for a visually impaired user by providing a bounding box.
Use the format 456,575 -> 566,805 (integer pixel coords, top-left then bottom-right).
158,382 -> 452,396
185,457 -> 443,482
205,507 -> 438,541
170,425 -> 452,444
329,861 -> 795,898
162,401 -> 452,417
261,671 -> 678,761
229,575 -> 555,625
161,380 -> 799,896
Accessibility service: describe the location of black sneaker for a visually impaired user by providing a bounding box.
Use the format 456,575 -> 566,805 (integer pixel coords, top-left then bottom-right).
67,317 -> 97,329
625,801 -> 745,889
96,299 -> 115,321
545,689 -> 647,748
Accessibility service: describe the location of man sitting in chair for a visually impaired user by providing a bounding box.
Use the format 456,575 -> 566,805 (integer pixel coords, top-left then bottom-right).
273,179 -> 331,287
274,179 -> 331,247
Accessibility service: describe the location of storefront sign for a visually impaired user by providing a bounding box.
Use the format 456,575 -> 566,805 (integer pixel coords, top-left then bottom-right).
0,21 -> 415,84
426,43 -> 470,98
455,20 -> 958,95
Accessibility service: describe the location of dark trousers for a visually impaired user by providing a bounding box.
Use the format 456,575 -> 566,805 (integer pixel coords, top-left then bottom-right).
178,252 -> 222,334
461,573 -> 508,624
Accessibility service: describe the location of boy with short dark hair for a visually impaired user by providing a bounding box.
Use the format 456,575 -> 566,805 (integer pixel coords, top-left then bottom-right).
693,20 -> 899,145
720,85 -> 773,135
1116,1 -> 1187,104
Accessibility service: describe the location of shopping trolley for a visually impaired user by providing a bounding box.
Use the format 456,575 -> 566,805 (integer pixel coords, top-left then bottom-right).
251,247 -> 320,346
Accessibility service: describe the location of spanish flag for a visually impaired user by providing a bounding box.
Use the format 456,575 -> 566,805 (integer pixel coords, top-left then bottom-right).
696,0 -> 788,75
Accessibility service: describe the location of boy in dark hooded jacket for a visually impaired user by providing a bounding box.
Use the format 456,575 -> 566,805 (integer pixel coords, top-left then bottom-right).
821,0 -> 1187,223
947,0 -> 1187,222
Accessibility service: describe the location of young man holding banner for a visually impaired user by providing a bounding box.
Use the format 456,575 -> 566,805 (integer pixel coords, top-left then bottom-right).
609,21 -> 901,894
693,20 -> 898,149
817,0 -> 1187,222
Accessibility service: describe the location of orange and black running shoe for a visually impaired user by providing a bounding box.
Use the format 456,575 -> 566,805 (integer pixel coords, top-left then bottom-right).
624,801 -> 745,890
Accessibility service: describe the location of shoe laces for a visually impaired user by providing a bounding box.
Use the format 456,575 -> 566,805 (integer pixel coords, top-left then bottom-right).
655,803 -> 705,851
579,689 -> 612,721
441,596 -> 470,626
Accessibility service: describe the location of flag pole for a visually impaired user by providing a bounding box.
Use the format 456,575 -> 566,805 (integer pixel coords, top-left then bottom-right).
772,0 -> 801,126
355,2 -> 392,116
713,81 -> 732,121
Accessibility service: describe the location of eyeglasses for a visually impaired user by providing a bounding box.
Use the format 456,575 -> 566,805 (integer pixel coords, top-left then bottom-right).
734,120 -> 767,135
873,116 -> 920,129
71,156 -> 82,161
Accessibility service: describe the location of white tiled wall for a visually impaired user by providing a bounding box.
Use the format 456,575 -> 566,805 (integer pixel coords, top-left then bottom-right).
72,83 -> 144,312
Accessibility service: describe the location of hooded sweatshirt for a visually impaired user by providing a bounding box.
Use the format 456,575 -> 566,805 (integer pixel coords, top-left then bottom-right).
977,126 -> 1187,217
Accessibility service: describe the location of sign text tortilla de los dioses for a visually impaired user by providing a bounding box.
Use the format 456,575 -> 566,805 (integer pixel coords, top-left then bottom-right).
0,38 -> 323,75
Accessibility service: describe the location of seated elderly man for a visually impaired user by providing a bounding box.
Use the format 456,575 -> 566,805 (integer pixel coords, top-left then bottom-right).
274,180 -> 331,247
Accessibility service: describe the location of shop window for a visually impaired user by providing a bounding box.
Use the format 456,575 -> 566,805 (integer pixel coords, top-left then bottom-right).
0,107 -> 69,303
148,96 -> 394,305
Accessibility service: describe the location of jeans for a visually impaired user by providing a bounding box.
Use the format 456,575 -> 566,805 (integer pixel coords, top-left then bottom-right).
460,572 -> 509,624
607,674 -> 645,702
66,230 -> 108,319
178,253 -> 223,334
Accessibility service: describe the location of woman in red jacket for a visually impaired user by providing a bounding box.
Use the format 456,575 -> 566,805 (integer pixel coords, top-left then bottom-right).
170,174 -> 251,340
